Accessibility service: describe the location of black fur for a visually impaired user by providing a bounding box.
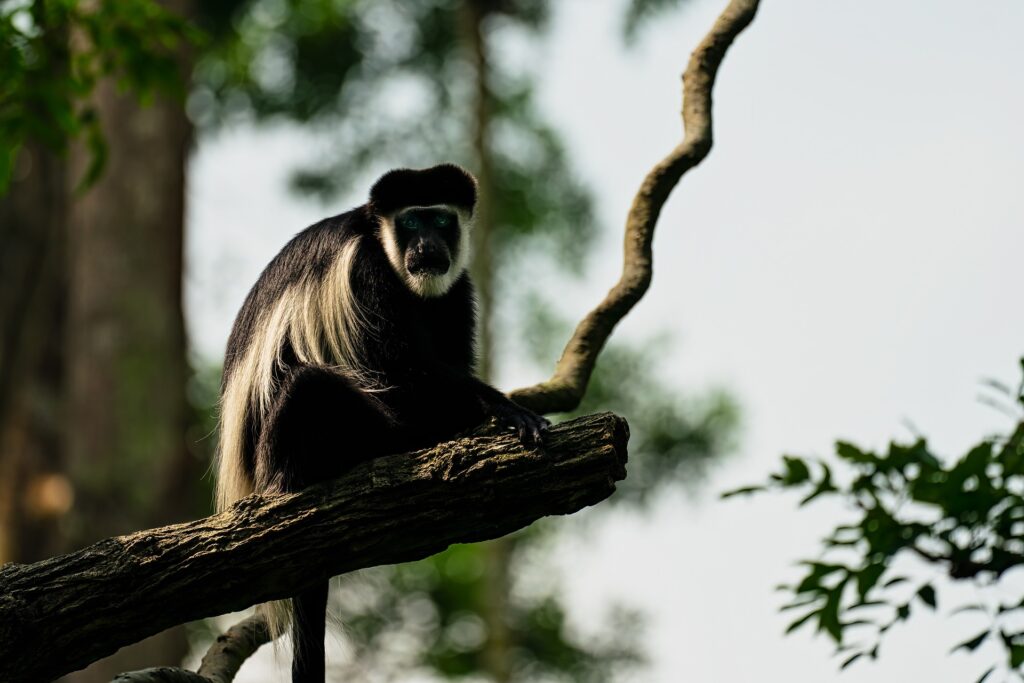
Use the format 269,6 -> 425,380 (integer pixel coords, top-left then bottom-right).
220,164 -> 546,683
369,163 -> 477,215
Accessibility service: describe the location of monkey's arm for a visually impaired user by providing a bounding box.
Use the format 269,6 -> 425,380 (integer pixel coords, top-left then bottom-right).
394,362 -> 549,447
463,373 -> 550,446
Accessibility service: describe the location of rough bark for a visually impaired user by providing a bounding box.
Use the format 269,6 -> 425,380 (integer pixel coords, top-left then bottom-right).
0,412 -> 628,683
510,0 -> 761,415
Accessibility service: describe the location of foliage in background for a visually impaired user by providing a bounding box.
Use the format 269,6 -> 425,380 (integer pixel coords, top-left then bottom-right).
622,0 -> 694,45
324,537 -> 643,683
522,297 -> 739,505
725,360 -> 1024,683
0,0 -> 194,191
193,0 -> 594,275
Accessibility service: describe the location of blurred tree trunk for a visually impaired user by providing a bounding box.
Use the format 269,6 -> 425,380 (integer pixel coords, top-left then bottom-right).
60,0 -> 198,679
462,2 -> 514,681
0,141 -> 70,565
0,9 -> 73,567
65,18 -> 192,545
464,0 -> 495,384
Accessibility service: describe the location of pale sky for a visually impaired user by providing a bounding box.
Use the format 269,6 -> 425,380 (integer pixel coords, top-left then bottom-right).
186,0 -> 1024,681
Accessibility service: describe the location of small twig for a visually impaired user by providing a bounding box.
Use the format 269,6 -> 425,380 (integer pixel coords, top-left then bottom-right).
113,614 -> 272,683
510,0 -> 761,415
196,614 -> 272,683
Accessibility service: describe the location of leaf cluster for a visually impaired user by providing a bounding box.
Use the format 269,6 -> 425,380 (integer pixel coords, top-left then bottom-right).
725,360 -> 1024,681
193,0 -> 595,271
0,0 -> 195,191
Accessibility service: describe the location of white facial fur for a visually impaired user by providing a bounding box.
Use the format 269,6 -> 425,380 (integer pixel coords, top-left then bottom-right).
379,204 -> 473,298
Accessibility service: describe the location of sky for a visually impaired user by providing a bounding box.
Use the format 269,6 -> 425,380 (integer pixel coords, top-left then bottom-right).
185,0 -> 1024,680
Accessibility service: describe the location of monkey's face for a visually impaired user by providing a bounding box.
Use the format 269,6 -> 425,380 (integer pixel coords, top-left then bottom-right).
380,205 -> 471,298
397,207 -> 457,275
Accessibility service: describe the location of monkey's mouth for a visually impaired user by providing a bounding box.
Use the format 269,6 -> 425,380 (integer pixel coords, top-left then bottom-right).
406,254 -> 450,277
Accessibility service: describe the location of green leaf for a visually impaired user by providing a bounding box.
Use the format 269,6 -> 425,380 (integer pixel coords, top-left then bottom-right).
973,667 -> 995,683
836,441 -> 874,464
721,485 -> 764,499
780,456 -> 812,485
856,563 -> 885,600
840,652 -> 864,670
1011,643 -> 1024,668
917,584 -> 936,609
785,609 -> 818,635
841,619 -> 875,629
896,603 -> 911,621
795,562 -> 847,593
780,597 -> 820,612
819,583 -> 845,643
799,461 -> 836,506
952,630 -> 989,653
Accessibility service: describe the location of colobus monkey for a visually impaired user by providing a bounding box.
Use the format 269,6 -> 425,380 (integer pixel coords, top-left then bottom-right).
215,164 -> 548,683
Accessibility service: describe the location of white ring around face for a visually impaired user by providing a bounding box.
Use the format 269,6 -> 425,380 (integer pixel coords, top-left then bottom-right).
379,204 -> 473,298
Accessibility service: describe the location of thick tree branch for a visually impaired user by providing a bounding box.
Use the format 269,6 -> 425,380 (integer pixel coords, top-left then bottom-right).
510,0 -> 761,415
0,413 -> 628,683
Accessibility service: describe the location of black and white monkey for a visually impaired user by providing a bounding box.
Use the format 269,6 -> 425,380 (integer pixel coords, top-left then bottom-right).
215,164 -> 548,683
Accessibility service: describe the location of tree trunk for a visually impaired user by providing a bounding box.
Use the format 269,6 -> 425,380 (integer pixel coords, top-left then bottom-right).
0,141 -> 70,566
61,1 -> 196,678
65,35 -> 192,547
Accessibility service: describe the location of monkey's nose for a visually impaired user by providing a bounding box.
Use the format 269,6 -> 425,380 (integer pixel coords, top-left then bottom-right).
407,242 -> 450,275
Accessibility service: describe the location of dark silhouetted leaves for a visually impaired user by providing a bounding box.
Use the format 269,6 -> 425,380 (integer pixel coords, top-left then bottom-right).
954,631 -> 990,653
727,359 -> 1024,676
840,652 -> 863,670
917,584 -> 936,610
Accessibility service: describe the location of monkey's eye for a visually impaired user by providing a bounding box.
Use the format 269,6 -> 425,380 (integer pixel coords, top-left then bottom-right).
398,214 -> 420,230
434,213 -> 451,228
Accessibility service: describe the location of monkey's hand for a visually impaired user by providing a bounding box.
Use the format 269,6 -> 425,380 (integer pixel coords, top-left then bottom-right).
484,396 -> 550,448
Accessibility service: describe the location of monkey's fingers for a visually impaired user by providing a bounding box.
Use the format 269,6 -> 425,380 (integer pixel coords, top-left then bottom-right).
517,414 -> 547,449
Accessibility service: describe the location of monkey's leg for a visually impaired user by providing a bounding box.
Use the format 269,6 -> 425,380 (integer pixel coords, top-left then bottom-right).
255,365 -> 398,683
255,365 -> 400,494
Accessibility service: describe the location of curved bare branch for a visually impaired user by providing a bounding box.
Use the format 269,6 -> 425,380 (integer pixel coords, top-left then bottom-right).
510,0 -> 761,415
112,614 -> 271,683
